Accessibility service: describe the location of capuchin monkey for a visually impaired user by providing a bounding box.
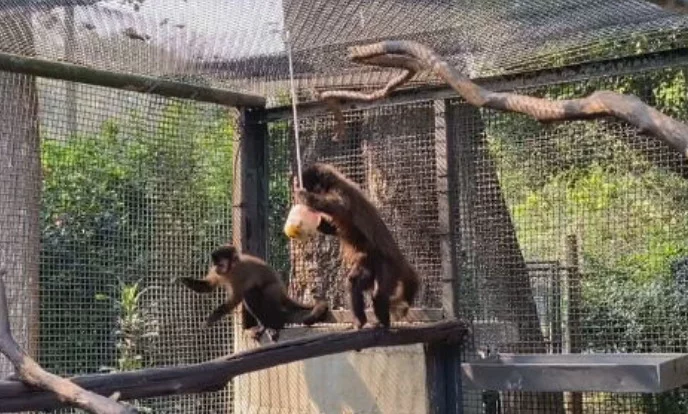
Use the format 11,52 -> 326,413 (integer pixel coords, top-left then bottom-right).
295,162 -> 420,330
179,245 -> 329,342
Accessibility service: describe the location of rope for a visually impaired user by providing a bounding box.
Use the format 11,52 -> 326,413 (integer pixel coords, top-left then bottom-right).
283,30 -> 304,189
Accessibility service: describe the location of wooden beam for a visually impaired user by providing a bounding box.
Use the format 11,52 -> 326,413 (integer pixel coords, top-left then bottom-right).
323,308 -> 443,324
0,51 -> 266,107
0,320 -> 468,412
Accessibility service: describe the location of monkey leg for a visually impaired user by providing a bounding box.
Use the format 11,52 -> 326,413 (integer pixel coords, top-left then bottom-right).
347,274 -> 373,330
372,296 -> 391,329
242,305 -> 260,331
389,282 -> 411,321
242,289 -> 268,329
371,263 -> 398,329
178,277 -> 216,293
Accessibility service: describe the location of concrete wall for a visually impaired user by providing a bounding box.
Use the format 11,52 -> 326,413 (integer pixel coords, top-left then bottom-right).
232,326 -> 428,414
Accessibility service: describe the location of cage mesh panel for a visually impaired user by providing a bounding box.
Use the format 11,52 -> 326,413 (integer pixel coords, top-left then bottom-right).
0,71 -> 41,379
2,1 -> 688,103
27,77 -> 233,413
451,66 -> 688,412
266,102 -> 443,310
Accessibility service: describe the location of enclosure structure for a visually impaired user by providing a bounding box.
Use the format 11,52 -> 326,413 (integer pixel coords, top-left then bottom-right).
2,0 -> 688,413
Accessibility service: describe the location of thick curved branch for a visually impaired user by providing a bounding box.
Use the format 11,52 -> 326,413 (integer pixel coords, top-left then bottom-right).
317,40 -> 688,157
0,320 -> 467,412
314,55 -> 422,140
0,266 -> 134,414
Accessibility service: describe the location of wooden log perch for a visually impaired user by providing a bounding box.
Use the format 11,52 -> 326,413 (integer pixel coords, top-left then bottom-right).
0,319 -> 467,412
317,40 -> 688,157
0,266 -> 135,414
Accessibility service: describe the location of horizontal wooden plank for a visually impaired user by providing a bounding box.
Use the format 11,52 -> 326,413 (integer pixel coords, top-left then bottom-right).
0,320 -> 468,412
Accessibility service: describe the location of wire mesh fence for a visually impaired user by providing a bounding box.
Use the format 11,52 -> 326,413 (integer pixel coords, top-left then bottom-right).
1,1 -> 688,414
3,1 -> 688,104
265,101 -> 444,311
0,74 -> 236,412
452,65 -> 688,413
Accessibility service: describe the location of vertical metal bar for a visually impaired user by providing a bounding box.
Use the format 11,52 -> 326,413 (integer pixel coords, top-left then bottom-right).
564,234 -> 583,414
231,106 -> 269,413
426,99 -> 463,414
232,107 -> 269,259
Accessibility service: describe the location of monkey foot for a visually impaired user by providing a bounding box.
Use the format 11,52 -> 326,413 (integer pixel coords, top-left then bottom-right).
247,328 -> 264,343
351,322 -> 366,330
266,328 -> 280,343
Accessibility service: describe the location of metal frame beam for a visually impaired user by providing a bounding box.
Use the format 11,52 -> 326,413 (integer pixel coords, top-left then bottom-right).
0,51 -> 266,107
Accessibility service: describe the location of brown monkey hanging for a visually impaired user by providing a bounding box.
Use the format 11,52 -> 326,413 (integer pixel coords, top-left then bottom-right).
286,162 -> 419,329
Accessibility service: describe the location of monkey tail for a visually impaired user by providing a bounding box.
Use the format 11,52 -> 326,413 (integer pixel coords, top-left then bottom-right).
302,300 -> 330,326
282,296 -> 313,312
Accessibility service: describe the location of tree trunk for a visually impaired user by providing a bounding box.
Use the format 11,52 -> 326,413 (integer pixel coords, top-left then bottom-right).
361,103 -> 441,309
0,11 -> 41,377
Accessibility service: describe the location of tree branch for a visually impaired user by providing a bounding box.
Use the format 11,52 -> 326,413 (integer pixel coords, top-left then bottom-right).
313,55 -> 423,141
0,263 -> 135,414
317,40 -> 688,157
0,319 -> 468,412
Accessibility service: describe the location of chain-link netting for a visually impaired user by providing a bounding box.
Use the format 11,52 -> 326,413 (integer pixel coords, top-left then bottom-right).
3,0 -> 688,105
267,101 -> 443,310
2,1 -> 688,413
0,73 -> 236,412
246,61 -> 688,413
453,66 -> 688,413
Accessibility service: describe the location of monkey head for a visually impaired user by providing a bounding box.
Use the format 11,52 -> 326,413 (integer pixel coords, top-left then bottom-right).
211,245 -> 240,275
302,163 -> 337,193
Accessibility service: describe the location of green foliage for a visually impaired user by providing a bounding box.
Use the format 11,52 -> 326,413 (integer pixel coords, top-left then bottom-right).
486,64 -> 688,409
487,68 -> 688,353
96,279 -> 159,373
39,99 -> 234,375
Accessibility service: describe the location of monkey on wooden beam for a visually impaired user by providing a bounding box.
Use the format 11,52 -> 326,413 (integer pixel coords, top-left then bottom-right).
179,245 -> 329,342
284,163 -> 420,330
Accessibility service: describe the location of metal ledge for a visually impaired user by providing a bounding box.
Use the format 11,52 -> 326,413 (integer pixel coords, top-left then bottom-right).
461,353 -> 688,393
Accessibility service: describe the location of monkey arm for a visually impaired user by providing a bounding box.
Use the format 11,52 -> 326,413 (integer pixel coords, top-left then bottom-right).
206,291 -> 243,327
178,277 -> 217,293
296,189 -> 349,218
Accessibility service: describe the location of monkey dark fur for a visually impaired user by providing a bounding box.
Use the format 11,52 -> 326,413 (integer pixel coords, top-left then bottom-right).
179,245 -> 329,342
296,162 -> 419,329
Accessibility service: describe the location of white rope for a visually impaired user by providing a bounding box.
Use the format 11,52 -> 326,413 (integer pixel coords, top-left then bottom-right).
283,30 -> 304,189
